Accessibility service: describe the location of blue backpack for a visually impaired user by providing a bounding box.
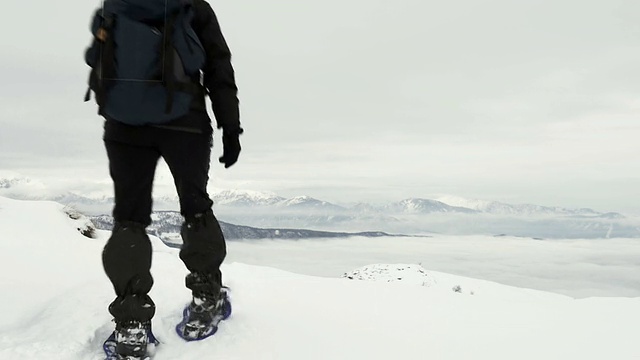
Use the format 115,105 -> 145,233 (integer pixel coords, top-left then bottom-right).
84,0 -> 206,125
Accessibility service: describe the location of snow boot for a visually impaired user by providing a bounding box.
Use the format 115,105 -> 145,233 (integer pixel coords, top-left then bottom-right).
104,321 -> 158,360
176,287 -> 232,341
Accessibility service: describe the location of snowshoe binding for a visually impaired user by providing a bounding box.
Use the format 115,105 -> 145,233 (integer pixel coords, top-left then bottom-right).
103,320 -> 159,360
176,287 -> 232,341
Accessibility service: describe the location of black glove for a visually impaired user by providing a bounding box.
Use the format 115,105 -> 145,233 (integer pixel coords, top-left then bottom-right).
218,129 -> 242,168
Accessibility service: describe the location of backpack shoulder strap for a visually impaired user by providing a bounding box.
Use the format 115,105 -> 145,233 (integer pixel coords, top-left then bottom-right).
160,7 -> 204,114
84,12 -> 116,111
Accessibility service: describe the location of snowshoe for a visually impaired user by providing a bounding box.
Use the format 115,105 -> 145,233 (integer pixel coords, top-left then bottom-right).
176,288 -> 232,341
103,321 -> 159,360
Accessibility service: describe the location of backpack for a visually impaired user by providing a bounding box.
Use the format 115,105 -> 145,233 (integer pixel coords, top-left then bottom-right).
84,0 -> 206,125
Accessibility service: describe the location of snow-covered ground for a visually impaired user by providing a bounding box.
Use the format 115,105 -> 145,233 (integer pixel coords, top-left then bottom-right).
0,196 -> 639,359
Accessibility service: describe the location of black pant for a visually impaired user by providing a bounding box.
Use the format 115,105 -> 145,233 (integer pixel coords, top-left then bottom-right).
102,122 -> 226,323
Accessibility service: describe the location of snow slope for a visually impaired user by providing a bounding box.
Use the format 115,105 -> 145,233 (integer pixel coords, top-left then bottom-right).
0,196 -> 638,360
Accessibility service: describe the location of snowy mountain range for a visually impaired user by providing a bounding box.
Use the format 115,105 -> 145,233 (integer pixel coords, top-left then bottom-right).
213,189 -> 622,218
0,175 -> 635,239
0,175 -> 622,216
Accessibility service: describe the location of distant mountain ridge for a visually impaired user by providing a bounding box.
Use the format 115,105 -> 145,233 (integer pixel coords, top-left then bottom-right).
1,175 -> 635,239
0,175 -> 622,218
89,211 -> 400,245
385,198 -> 479,214
212,189 -> 285,206
215,191 -> 623,219
434,195 -> 609,217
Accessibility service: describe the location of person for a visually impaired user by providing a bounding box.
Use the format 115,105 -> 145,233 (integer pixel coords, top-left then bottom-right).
85,0 -> 241,358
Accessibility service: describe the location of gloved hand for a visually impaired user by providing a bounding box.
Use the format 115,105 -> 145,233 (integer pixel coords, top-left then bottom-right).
218,129 -> 243,168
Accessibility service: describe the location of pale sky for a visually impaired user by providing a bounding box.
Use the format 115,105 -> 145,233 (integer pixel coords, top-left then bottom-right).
1,0 -> 639,213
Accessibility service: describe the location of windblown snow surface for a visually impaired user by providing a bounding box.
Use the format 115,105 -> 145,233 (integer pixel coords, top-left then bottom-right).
0,196 -> 638,359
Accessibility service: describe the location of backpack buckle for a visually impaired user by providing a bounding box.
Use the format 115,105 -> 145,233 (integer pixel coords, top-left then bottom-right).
96,28 -> 108,42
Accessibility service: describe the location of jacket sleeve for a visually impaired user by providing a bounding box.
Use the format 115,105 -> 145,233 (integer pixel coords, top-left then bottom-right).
194,0 -> 241,133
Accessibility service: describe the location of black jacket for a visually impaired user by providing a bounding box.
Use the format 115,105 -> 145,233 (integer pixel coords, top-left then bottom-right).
191,0 -> 240,134
104,0 -> 240,140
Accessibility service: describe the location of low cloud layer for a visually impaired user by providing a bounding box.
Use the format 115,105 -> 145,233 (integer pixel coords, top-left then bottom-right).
227,235 -> 640,298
